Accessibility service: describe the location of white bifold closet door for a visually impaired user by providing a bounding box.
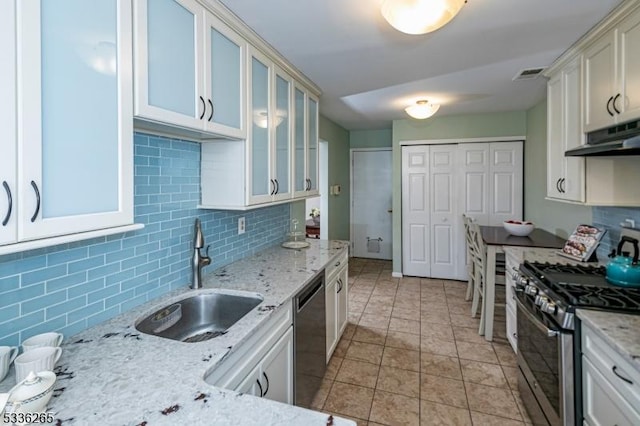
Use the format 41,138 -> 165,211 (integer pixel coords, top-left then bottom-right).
401,145 -> 458,279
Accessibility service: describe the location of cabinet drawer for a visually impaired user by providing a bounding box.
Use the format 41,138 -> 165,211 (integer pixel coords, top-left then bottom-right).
582,324 -> 640,409
206,302 -> 292,389
583,356 -> 640,426
326,249 -> 348,281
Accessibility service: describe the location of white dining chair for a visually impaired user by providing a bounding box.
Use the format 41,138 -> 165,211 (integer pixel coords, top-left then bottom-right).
462,214 -> 476,301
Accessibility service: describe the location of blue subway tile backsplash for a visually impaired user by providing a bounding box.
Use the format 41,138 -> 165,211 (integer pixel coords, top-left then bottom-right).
0,133 -> 290,346
592,206 -> 640,260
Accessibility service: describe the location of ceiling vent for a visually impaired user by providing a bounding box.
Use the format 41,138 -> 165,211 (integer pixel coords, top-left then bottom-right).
512,67 -> 546,81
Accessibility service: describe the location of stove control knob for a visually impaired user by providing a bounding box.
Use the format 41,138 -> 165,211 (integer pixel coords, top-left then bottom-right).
535,295 -> 548,306
524,285 -> 538,296
541,301 -> 557,315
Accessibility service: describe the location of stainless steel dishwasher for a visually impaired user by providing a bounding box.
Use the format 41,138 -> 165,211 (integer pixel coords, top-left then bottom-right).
293,272 -> 326,408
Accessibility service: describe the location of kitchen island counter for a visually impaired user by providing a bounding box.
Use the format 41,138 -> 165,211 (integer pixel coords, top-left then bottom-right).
0,239 -> 352,426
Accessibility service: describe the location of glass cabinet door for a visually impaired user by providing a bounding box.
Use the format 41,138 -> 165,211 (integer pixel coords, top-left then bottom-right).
205,13 -> 245,139
248,51 -> 272,204
134,0 -> 204,130
18,0 -> 133,240
307,96 -> 319,194
273,71 -> 291,200
293,87 -> 307,195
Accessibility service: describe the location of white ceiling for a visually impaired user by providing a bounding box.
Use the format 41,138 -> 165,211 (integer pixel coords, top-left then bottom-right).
219,0 -> 623,130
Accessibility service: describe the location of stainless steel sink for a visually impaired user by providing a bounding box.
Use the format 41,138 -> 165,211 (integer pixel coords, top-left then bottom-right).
135,292 -> 263,343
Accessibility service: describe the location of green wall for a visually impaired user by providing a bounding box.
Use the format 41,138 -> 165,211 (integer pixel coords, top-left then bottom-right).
391,111 -> 528,274
350,129 -> 392,149
524,100 -> 592,238
290,115 -> 351,241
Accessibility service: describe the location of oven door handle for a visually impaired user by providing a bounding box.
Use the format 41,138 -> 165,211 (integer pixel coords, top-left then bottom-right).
515,297 -> 559,338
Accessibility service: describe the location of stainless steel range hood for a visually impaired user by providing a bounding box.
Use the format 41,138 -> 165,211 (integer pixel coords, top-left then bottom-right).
565,119 -> 640,157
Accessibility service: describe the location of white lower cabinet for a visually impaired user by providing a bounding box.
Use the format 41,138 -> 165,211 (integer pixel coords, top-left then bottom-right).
326,249 -> 349,361
206,304 -> 293,405
582,321 -> 640,425
505,252 -> 519,353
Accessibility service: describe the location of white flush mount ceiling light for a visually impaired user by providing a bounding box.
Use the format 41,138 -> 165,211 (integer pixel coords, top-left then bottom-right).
381,0 -> 466,35
405,100 -> 440,119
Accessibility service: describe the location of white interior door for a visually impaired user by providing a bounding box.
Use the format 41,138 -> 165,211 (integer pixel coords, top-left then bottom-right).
351,149 -> 392,259
489,142 -> 523,225
429,145 -> 458,280
401,146 -> 430,277
458,143 -> 490,226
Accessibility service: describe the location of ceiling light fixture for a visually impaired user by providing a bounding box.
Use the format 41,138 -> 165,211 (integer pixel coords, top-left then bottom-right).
381,0 -> 466,35
405,100 -> 440,119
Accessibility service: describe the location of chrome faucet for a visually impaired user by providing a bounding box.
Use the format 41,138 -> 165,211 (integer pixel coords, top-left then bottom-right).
192,218 -> 211,289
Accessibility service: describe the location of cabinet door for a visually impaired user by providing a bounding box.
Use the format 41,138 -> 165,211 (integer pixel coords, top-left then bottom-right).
272,69 -> 292,201
583,357 -> 640,426
235,364 -> 262,397
561,58 -> 585,202
0,0 -> 17,246
617,7 -> 640,124
247,49 -> 273,205
306,95 -> 319,195
336,266 -> 348,337
583,32 -> 617,132
546,74 -> 564,199
293,87 -> 308,197
18,0 -> 133,240
134,0 -> 204,130
204,13 -> 245,139
325,277 -> 337,361
260,327 -> 294,405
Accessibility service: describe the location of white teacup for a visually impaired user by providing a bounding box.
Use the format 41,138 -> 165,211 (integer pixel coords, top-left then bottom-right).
14,347 -> 62,383
0,346 -> 18,382
21,332 -> 63,352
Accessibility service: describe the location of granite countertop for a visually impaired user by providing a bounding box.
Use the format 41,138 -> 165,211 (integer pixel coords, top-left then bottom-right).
577,309 -> 640,374
0,239 -> 352,426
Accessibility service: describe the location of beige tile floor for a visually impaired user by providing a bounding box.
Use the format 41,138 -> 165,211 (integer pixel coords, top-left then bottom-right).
314,258 -> 532,426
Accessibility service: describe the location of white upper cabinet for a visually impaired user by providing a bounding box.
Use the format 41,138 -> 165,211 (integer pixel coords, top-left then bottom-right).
15,0 -> 133,242
273,68 -> 292,201
584,6 -> 640,132
134,0 -> 246,139
292,86 -> 319,199
546,56 -> 585,203
0,0 -> 17,246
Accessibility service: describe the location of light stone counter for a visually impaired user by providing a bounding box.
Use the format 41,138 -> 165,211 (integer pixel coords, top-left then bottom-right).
0,239 -> 353,426
577,310 -> 640,374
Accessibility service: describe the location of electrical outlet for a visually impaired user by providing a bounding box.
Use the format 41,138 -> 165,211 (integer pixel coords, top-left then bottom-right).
238,217 -> 245,235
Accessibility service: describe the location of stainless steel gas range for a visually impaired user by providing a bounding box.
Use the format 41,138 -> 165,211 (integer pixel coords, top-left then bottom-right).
512,261 -> 640,425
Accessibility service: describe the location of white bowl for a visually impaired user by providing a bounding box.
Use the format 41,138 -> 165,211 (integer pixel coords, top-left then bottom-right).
503,220 -> 535,237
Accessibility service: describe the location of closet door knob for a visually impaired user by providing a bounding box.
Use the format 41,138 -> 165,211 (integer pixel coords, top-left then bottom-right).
2,181 -> 11,226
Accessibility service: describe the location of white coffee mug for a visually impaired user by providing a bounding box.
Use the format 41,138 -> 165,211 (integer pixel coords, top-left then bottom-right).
0,346 -> 18,382
14,347 -> 62,383
21,332 -> 64,352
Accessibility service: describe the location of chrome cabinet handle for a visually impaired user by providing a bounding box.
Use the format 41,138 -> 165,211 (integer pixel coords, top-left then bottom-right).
2,181 -> 11,226
555,178 -> 561,193
274,179 -> 279,195
612,94 -> 621,114
560,178 -> 566,193
262,372 -> 270,396
606,96 -> 614,117
612,366 -> 633,385
269,179 -> 275,196
208,99 -> 214,121
30,180 -> 40,223
199,96 -> 206,120
256,378 -> 264,397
